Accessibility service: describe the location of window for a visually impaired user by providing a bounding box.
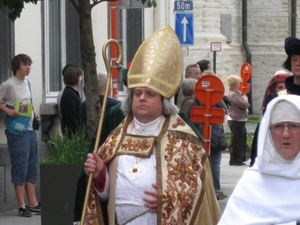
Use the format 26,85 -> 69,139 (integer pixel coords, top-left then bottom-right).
0,8 -> 14,83
43,0 -> 65,100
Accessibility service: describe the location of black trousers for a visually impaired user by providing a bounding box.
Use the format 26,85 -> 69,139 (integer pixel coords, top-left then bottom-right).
228,120 -> 248,165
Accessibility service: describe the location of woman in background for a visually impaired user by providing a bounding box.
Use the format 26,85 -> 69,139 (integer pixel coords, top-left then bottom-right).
261,70 -> 291,114
179,78 -> 198,117
226,75 -> 250,166
60,66 -> 83,136
250,70 -> 291,166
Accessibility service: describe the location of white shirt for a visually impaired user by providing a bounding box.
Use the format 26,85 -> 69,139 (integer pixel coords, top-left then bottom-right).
0,76 -> 34,129
99,116 -> 162,225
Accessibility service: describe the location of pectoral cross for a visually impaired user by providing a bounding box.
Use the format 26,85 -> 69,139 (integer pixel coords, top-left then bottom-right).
128,165 -> 142,180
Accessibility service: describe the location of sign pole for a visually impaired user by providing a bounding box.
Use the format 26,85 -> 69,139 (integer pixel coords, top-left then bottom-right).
210,42 -> 221,74
191,75 -> 225,154
213,51 -> 216,74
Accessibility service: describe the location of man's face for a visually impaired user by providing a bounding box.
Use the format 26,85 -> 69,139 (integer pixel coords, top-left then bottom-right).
290,54 -> 300,77
132,87 -> 163,123
189,67 -> 201,80
18,62 -> 31,76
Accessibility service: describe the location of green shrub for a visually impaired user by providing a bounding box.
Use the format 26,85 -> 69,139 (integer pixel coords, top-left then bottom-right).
39,129 -> 90,165
247,115 -> 260,124
225,133 -> 253,148
225,116 -> 258,148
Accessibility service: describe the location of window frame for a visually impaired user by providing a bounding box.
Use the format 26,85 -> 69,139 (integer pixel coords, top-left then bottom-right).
43,0 -> 66,102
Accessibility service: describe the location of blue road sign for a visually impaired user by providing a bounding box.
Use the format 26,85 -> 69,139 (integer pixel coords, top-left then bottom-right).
174,1 -> 193,11
174,12 -> 194,46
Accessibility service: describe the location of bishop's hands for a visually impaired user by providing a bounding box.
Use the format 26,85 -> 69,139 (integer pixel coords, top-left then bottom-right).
84,152 -> 105,179
85,154 -> 158,212
143,183 -> 158,212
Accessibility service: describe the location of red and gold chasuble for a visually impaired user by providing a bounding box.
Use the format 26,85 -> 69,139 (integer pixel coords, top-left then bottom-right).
84,114 -> 221,225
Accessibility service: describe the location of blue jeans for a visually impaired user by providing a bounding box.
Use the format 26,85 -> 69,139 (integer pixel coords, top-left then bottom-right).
210,127 -> 223,192
5,129 -> 39,185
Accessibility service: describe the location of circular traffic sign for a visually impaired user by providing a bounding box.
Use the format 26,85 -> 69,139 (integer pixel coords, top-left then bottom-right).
194,74 -> 225,106
240,62 -> 252,81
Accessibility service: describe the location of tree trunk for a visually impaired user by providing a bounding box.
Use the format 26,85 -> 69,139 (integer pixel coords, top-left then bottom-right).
78,0 -> 101,139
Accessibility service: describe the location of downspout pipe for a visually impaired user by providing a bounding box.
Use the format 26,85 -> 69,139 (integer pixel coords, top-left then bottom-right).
291,0 -> 297,37
110,1 -> 119,99
242,0 -> 253,114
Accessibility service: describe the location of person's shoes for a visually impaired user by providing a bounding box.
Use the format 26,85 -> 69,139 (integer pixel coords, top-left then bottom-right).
18,206 -> 32,217
216,191 -> 228,200
27,202 -> 41,214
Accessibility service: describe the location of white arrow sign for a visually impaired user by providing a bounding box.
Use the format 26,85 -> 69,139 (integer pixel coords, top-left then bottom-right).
181,16 -> 188,42
175,12 -> 194,46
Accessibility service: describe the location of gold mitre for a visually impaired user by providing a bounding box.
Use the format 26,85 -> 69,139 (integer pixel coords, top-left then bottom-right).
127,26 -> 183,99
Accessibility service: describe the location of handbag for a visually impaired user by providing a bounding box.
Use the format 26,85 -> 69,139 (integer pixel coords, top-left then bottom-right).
210,132 -> 228,151
5,114 -> 31,136
27,79 -> 40,131
33,117 -> 40,130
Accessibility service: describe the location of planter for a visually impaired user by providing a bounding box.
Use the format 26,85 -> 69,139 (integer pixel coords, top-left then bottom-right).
40,164 -> 83,225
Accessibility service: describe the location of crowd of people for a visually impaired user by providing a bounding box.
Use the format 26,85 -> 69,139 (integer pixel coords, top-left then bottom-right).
218,36 -> 300,224
2,26 -> 300,224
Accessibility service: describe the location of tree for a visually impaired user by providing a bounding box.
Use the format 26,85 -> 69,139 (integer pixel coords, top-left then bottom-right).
0,0 -> 156,138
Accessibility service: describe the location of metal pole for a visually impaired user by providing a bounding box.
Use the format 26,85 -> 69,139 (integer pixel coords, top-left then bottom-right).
242,0 -> 253,114
291,0 -> 297,37
213,51 -> 216,74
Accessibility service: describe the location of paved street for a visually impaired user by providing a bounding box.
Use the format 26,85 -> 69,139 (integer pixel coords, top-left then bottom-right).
0,151 -> 249,225
218,151 -> 248,212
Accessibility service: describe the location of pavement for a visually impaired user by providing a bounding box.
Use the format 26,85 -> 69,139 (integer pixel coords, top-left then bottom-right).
0,123 -> 256,225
